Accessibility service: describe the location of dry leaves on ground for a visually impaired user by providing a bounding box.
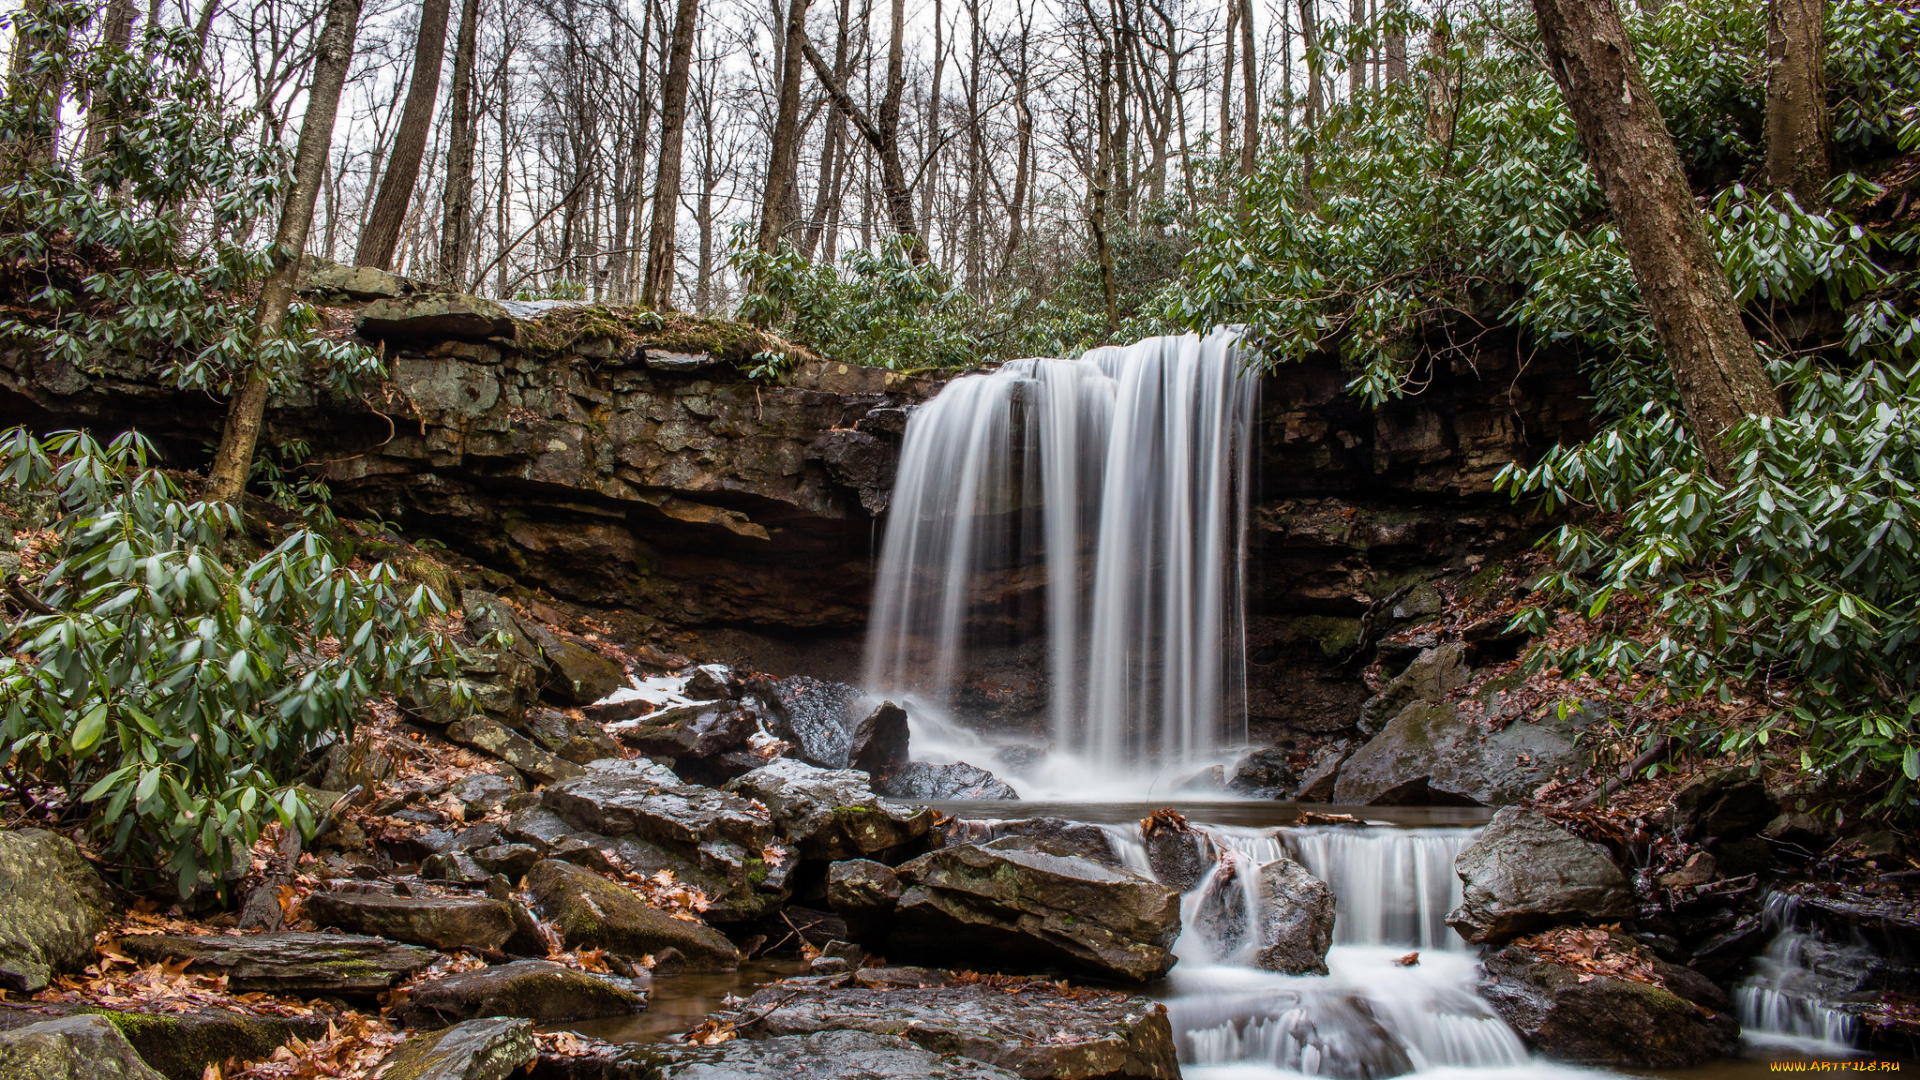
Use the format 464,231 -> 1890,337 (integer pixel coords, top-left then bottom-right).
223,1013 -> 405,1080
1513,926 -> 1665,990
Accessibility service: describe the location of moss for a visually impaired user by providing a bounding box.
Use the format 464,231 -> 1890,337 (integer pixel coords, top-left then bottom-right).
515,307 -> 821,367
744,856 -> 770,888
1274,615 -> 1364,658
96,1009 -> 317,1080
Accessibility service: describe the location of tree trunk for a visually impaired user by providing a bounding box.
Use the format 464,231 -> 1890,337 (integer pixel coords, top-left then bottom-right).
354,0 -> 451,271
436,0 -> 480,285
1765,0 -> 1827,207
1530,0 -> 1784,470
1091,42 -> 1118,334
81,0 -> 137,162
1238,0 -> 1256,175
755,0 -> 812,253
1348,0 -> 1364,99
644,0 -> 700,307
1220,0 -> 1235,166
801,36 -> 926,260
919,0 -> 946,243
6,0 -> 66,170
1299,0 -> 1322,129
801,0 -> 851,260
1384,0 -> 1406,84
205,0 -> 364,503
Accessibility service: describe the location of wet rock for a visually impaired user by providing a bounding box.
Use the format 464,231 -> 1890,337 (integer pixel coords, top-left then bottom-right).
724,759 -> 932,859
1479,941 -> 1739,1068
875,761 -> 1019,801
528,631 -> 627,706
501,805 -> 763,922
1447,808 -> 1634,945
826,859 -> 903,945
849,701 -> 911,775
470,843 -> 542,880
612,1029 -> 1019,1080
422,852 -> 493,886
1254,856 -> 1335,976
0,828 -> 115,992
1143,824 -> 1209,892
1228,748 -> 1297,799
888,838 -> 1182,983
1331,700 -> 1595,807
1356,642 -> 1467,736
717,976 -> 1179,1079
1167,990 -> 1415,1080
807,427 -> 899,515
303,891 -> 517,952
357,294 -> 515,343
447,717 -> 587,786
608,699 -> 760,760
47,1007 -> 331,1080
1291,741 -> 1348,802
1171,764 -> 1227,791
524,858 -> 740,971
683,664 -> 738,701
522,708 -> 620,765
374,1016 -> 535,1080
451,772 -> 525,819
748,675 -> 863,768
117,932 -> 434,995
396,960 -> 645,1028
0,1013 -> 165,1080
939,817 -> 1122,866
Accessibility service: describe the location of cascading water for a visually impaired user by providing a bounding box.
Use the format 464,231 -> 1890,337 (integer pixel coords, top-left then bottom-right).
1736,891 -> 1868,1051
863,329 -> 1257,780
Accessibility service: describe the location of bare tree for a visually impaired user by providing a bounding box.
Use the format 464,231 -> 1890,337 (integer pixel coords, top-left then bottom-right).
437,0 -> 481,283
754,0 -> 811,253
642,0 -> 699,306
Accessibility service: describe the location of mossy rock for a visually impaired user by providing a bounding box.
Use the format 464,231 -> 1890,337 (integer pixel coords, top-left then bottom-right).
0,829 -> 115,993
394,960 -> 644,1029
375,1017 -> 535,1080
95,1009 -> 330,1080
524,859 -> 740,971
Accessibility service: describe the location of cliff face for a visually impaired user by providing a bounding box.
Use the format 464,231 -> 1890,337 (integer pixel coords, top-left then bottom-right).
0,292 -> 1590,734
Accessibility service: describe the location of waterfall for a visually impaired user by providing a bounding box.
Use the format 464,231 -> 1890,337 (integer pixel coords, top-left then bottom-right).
1283,826 -> 1478,952
863,329 -> 1258,774
1735,892 -> 1866,1051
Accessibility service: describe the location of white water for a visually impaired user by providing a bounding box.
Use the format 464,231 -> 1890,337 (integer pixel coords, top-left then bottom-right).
863,329 -> 1258,777
1735,892 -> 1865,1054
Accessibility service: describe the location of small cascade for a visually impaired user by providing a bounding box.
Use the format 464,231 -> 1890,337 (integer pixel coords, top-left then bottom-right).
1736,892 -> 1867,1051
863,329 -> 1258,780
1283,826 -> 1478,952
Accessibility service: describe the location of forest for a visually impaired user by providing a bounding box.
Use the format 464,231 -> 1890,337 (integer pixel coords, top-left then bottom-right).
0,0 -> 1918,1074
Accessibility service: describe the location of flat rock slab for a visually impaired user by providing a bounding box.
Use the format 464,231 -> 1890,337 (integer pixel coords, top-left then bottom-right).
623,1029 -> 1022,1079
525,860 -> 741,971
378,1017 -> 535,1080
0,1013 -> 165,1080
305,891 -> 516,953
0,1006 -> 334,1080
724,759 -> 931,859
875,762 -> 1018,801
117,931 -> 435,995
397,960 -> 645,1029
0,828 -> 115,992
717,976 -> 1178,1080
543,760 -> 773,858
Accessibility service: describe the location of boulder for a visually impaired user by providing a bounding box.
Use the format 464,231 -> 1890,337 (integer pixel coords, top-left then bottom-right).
357,294 -> 515,342
396,960 -> 645,1028
625,1029 -> 1021,1080
609,698 -> 760,760
682,664 -> 738,701
1446,808 -> 1634,945
850,701 -> 911,774
1143,824 -> 1208,892
1228,748 -> 1297,799
522,708 -> 621,765
373,1017 -> 535,1080
717,976 -> 1178,1079
1672,769 -> 1778,841
524,859 -> 740,971
888,838 -> 1181,983
1254,856 -> 1335,976
117,931 -> 434,995
724,759 -> 932,859
0,1014 -> 165,1080
501,804 -> 768,923
421,852 -> 492,886
1479,940 -> 1739,1068
541,760 -> 774,868
747,675 -> 863,768
876,762 -> 1019,801
447,717 -> 586,786
469,843 -> 541,880
0,828 -> 115,992
528,631 -> 627,706
826,859 -> 903,945
1357,642 -> 1468,736
304,890 -> 516,953
297,257 -> 413,302
1291,741 -> 1348,802
1331,699 -> 1595,807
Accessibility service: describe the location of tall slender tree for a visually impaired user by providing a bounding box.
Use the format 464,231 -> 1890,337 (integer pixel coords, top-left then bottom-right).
1529,0 -> 1783,471
643,0 -> 700,307
755,0 -> 812,253
1765,0 -> 1828,206
436,0 -> 481,285
206,0 -> 365,502
354,0 -> 451,270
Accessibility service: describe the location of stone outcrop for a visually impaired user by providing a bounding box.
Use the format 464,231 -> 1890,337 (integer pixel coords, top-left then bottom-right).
0,1013 -> 166,1080
5,1006 -> 332,1080
0,829 -> 115,993
1479,938 -> 1740,1068
1447,809 -> 1635,944
303,890 -> 517,953
886,838 -> 1182,983
1332,699 -> 1598,807
876,761 -> 1020,801
713,974 -> 1180,1080
524,858 -> 741,971
117,931 -> 435,995
1254,856 -> 1336,975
